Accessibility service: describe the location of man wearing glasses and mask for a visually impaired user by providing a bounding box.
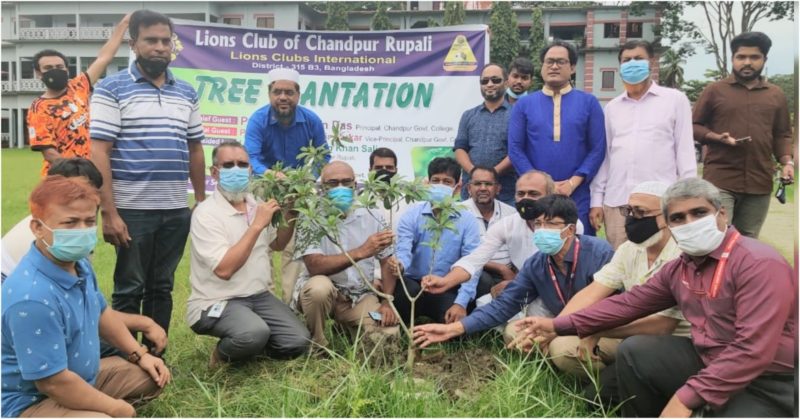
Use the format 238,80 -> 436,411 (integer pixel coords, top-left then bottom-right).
187,142 -> 309,368
291,161 -> 400,349
453,63 -> 517,206
511,178 -> 796,417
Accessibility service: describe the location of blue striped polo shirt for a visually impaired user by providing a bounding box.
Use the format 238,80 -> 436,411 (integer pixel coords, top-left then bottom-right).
90,64 -> 204,210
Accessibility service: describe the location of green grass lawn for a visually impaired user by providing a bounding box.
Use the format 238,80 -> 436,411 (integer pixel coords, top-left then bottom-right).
2,148 -> 795,417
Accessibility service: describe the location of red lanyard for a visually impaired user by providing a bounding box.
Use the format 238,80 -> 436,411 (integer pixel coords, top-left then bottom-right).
681,231 -> 741,299
547,238 -> 580,306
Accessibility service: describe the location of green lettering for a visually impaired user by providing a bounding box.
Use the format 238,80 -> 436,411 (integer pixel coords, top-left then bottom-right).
396,83 -> 413,108
352,83 -> 369,108
385,83 -> 397,107
320,82 -> 338,107
414,83 -> 433,108
339,82 -> 356,107
228,78 -> 246,103
301,81 -> 317,106
244,79 -> 262,104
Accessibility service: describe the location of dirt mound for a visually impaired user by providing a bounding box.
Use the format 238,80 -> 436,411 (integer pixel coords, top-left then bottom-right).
412,346 -> 501,400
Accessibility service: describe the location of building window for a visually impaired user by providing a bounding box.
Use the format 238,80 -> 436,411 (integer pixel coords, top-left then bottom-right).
223,16 -> 242,26
602,70 -> 615,89
604,23 -> 620,38
256,15 -> 274,28
627,22 -> 643,38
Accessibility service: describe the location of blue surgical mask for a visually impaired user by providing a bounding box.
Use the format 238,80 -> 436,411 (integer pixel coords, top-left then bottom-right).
328,186 -> 354,213
38,220 -> 97,262
506,87 -> 528,99
427,184 -> 454,204
218,167 -> 250,193
620,59 -> 650,85
533,226 -> 569,255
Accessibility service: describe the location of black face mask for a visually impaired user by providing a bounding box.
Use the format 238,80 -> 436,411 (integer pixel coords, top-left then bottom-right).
624,215 -> 661,244
137,57 -> 170,78
42,69 -> 68,91
375,169 -> 396,183
515,198 -> 543,220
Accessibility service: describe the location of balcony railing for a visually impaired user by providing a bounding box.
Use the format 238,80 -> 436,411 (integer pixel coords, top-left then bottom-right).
18,26 -> 130,41
3,79 -> 46,93
1,134 -> 10,147
1,81 -> 13,93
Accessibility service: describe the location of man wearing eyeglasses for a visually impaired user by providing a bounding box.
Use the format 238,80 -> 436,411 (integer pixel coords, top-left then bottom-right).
187,142 -> 310,367
244,67 -> 330,302
589,40 -> 696,250
508,41 -> 606,236
413,195 -> 613,359
454,63 -> 517,206
510,178 -> 796,417
292,161 -> 399,349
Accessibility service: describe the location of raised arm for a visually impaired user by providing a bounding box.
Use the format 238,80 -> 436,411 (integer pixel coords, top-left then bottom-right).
85,14 -> 130,85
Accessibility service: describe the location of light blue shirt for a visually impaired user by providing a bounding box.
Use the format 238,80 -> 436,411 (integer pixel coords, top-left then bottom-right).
395,202 -> 482,307
2,244 -> 107,417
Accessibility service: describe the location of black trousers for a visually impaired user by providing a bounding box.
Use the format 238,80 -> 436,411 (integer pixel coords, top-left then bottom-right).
614,335 -> 796,417
393,277 -> 460,324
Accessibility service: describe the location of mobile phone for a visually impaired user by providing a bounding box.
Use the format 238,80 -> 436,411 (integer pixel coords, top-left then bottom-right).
735,136 -> 752,143
368,311 -> 383,322
776,179 -> 787,204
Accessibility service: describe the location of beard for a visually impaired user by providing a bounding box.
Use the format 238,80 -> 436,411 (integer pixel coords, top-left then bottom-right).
733,65 -> 763,81
481,88 -> 503,101
633,229 -> 664,249
218,188 -> 247,204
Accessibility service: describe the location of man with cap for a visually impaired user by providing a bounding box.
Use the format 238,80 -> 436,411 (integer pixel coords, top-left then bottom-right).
244,67 -> 330,303
540,181 -> 689,402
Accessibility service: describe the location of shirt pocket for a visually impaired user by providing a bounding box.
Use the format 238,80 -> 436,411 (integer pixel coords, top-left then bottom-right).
704,295 -> 737,341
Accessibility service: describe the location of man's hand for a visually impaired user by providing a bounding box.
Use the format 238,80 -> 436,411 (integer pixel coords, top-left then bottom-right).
137,353 -> 171,388
265,169 -> 287,179
251,200 -> 281,230
388,256 -> 403,277
708,131 -> 735,146
444,304 -> 467,324
577,334 -> 601,363
102,212 -> 131,247
490,279 -> 512,298
413,322 -> 464,348
660,394 -> 693,418
421,275 -> 452,294
356,230 -> 394,260
108,399 -> 136,418
554,180 -> 574,196
376,301 -> 398,327
781,164 -> 795,184
589,207 -> 604,231
142,322 -> 168,355
506,316 -> 555,351
497,265 -> 517,282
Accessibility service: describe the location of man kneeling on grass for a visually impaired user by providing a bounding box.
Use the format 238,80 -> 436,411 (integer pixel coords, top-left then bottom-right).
2,176 -> 170,417
291,161 -> 400,350
187,141 -> 310,367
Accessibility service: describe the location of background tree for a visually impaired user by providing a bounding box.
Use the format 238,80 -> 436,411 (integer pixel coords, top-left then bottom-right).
426,17 -> 441,28
489,1 -> 520,68
443,1 -> 466,26
682,79 -> 712,103
528,6 -> 545,89
767,73 -> 797,120
371,2 -> 393,30
659,48 -> 686,88
325,2 -> 350,30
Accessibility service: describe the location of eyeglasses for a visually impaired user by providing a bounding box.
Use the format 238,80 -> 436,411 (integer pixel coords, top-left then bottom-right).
480,77 -> 504,85
618,205 -> 661,219
323,178 -> 355,188
218,161 -> 250,169
470,181 -> 497,188
533,220 -> 568,229
544,59 -> 570,68
270,89 -> 297,97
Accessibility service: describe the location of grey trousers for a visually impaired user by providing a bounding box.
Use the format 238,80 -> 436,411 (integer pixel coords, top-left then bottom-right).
191,291 -> 310,361
718,189 -> 771,238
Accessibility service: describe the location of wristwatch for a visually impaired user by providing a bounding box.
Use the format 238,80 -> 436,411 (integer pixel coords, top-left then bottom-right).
126,345 -> 147,364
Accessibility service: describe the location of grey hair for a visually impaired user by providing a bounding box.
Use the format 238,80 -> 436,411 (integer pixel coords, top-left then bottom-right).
661,178 -> 723,217
519,169 -> 555,195
211,141 -> 246,166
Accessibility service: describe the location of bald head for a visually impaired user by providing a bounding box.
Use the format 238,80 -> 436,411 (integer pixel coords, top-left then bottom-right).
515,170 -> 554,202
321,161 -> 356,190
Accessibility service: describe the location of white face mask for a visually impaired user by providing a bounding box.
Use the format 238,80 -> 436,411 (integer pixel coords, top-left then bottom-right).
668,212 -> 725,256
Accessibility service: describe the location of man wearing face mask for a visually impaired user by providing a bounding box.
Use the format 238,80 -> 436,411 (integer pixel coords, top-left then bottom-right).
543,181 -> 689,393
90,9 -> 207,352
391,157 -> 482,324
291,161 -> 399,349
589,40 -> 696,250
369,148 -> 398,183
2,176 -> 170,417
187,142 -> 309,367
453,63 -> 517,206
512,178 -> 796,417
413,195 -> 613,355
27,15 -> 130,178
505,57 -> 534,105
693,32 -> 794,239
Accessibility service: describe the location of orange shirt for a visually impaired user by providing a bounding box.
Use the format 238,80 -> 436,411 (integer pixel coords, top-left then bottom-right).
27,72 -> 92,177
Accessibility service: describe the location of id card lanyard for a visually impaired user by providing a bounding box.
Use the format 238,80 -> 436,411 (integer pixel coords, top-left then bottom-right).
548,238 -> 580,306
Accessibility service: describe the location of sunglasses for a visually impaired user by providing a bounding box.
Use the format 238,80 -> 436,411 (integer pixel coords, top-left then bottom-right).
480,77 -> 504,85
219,161 -> 250,169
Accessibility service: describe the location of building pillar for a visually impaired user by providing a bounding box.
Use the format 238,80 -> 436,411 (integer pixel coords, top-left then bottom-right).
583,10 -> 594,92
16,108 -> 25,148
652,8 -> 662,83
619,10 -> 628,45
8,108 -> 16,148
